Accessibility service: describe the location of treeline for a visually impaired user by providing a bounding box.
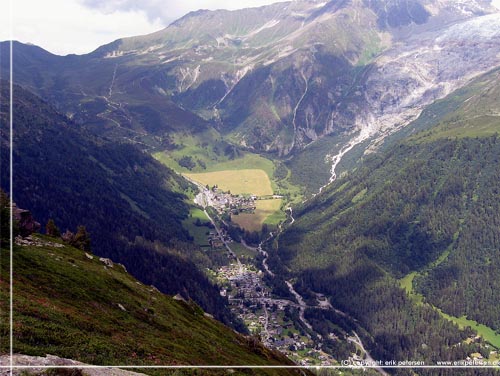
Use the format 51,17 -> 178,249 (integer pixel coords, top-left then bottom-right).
0,83 -> 240,329
415,137 -> 500,330
275,135 -> 500,366
296,264 -> 481,366
304,308 -> 357,360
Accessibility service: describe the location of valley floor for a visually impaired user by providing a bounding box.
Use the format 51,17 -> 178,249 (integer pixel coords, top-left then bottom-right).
190,181 -> 380,369
189,174 -> 500,372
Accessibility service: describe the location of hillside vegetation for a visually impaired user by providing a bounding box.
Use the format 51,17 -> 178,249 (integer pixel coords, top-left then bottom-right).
0,235 -> 304,375
273,67 -> 500,368
0,82 -> 239,329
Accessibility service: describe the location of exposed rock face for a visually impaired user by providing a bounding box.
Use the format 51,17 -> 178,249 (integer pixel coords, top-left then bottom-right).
113,0 -> 499,156
99,257 -> 114,268
0,354 -> 147,376
14,234 -> 63,248
342,12 -> 500,151
173,293 -> 187,302
12,203 -> 40,237
2,0 -> 500,156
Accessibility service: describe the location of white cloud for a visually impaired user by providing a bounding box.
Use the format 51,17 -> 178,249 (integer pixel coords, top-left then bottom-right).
0,1 -> 13,42
0,0 -> 285,56
78,0 -> 287,23
492,0 -> 500,9
1,0 -> 165,55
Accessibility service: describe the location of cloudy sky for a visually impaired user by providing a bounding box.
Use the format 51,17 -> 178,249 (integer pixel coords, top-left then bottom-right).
0,0 -> 287,56
2,0 -> 500,56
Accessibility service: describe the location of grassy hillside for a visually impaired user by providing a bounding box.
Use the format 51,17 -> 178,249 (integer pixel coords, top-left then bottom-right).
380,67 -> 500,147
0,236 -> 305,375
273,68 -> 500,367
0,82 -> 239,328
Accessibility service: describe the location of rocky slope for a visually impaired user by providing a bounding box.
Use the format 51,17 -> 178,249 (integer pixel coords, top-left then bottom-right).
2,0 -> 500,159
0,355 -> 146,376
0,233 -> 304,374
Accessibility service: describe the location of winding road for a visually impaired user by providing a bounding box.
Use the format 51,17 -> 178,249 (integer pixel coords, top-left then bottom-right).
349,332 -> 389,376
189,170 -> 385,374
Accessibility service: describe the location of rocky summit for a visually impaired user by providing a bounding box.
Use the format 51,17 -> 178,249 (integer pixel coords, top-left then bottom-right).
2,1 -> 500,157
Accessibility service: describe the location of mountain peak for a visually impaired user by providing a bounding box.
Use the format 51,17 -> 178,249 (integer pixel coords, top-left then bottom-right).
170,9 -> 212,27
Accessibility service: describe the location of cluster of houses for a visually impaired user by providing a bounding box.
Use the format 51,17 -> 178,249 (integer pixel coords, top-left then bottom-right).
217,263 -> 336,366
207,228 -> 232,250
205,186 -> 257,215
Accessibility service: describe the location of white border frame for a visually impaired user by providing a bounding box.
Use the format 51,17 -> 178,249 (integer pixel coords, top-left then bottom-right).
3,1 -> 500,373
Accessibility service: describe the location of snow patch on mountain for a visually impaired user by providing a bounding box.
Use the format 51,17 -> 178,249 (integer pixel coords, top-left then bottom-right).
244,19 -> 281,39
437,13 -> 500,41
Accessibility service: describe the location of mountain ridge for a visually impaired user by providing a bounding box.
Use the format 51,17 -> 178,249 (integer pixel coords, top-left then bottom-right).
3,0 -> 500,160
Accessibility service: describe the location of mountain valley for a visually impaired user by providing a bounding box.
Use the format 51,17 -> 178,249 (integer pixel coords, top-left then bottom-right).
1,0 -> 500,374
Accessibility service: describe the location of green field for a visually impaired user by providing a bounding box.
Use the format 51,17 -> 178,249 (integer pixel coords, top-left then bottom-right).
400,272 -> 500,348
400,272 -> 417,294
182,207 -> 211,248
185,169 -> 282,232
438,311 -> 500,349
153,135 -> 275,176
153,131 -> 308,204
229,242 -> 258,261
185,169 -> 274,196
263,202 -> 287,227
232,199 -> 282,232
153,133 -> 306,231
203,154 -> 275,176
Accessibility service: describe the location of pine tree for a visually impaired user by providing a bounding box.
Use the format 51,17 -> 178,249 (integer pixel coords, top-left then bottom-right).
45,219 -> 60,237
73,225 -> 91,252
